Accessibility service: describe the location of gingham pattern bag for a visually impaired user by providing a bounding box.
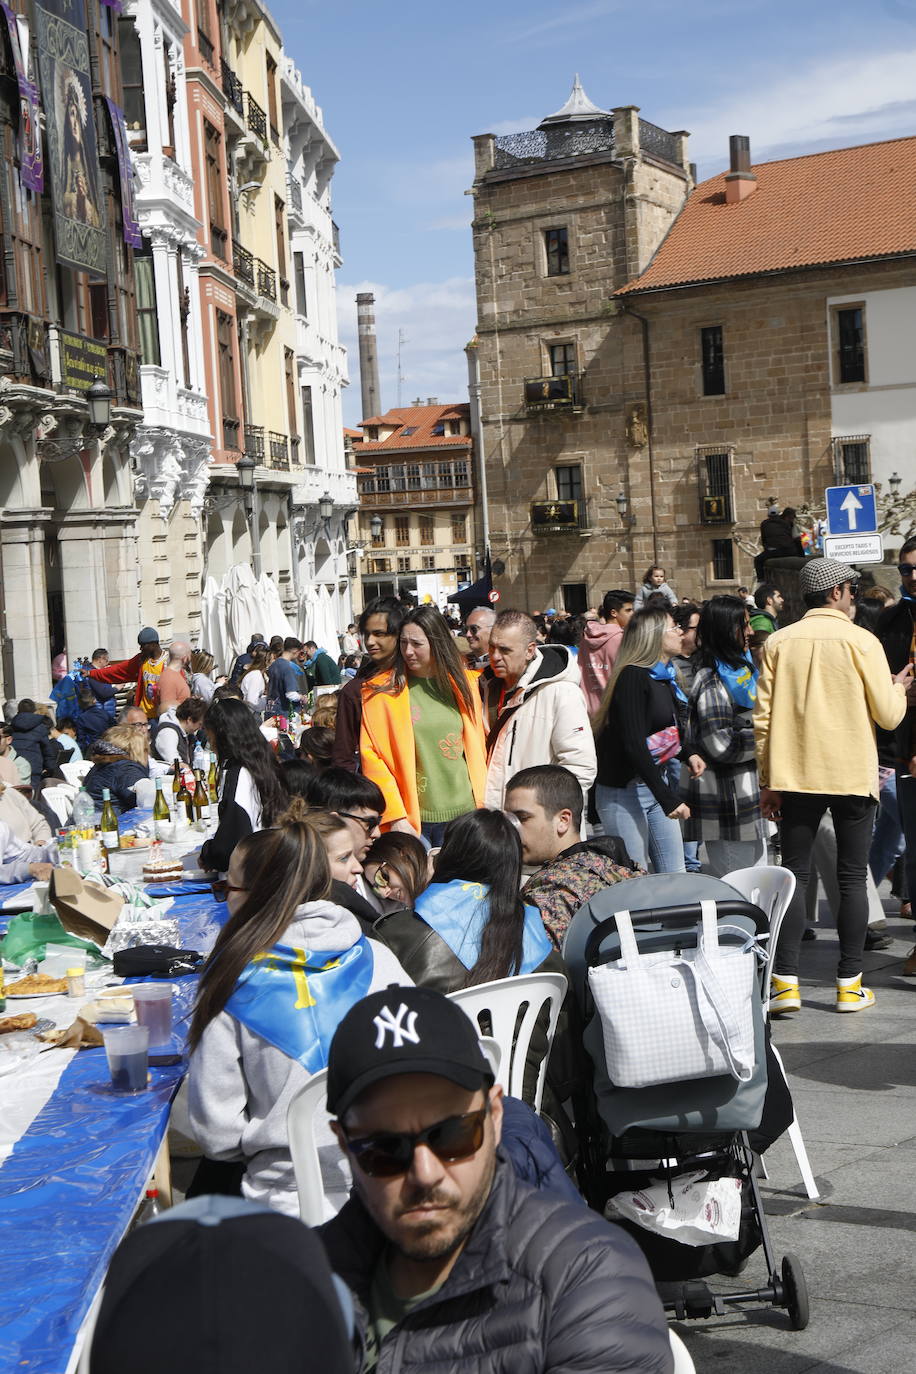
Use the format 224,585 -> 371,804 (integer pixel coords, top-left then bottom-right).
588,901 -> 758,1089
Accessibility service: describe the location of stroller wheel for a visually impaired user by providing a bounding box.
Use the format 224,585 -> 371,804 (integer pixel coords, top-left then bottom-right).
781,1253 -> 809,1330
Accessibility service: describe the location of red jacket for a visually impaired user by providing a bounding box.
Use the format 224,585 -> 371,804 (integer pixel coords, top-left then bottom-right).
90,653 -> 166,716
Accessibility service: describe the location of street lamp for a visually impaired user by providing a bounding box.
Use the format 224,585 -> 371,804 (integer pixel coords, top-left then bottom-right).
615,491 -> 636,526
235,452 -> 261,577
318,491 -> 334,522
87,376 -> 113,430
236,452 -> 256,506
889,471 -> 902,495
369,513 -> 382,540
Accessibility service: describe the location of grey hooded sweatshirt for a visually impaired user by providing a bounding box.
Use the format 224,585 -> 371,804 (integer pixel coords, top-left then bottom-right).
187,899 -> 413,1217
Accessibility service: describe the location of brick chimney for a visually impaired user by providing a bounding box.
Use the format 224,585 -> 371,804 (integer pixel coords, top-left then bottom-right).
725,135 -> 757,203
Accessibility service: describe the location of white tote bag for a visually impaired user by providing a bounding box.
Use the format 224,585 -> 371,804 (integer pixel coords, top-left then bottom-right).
588,901 -> 758,1089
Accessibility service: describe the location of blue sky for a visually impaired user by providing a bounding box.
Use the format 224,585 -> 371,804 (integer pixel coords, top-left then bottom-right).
269,0 -> 916,425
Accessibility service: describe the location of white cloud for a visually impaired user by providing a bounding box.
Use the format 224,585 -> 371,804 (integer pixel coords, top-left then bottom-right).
512,0 -> 622,42
337,277 -> 477,424
677,46 -> 916,173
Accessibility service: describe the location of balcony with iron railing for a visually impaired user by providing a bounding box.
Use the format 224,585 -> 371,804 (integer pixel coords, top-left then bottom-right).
523,372 -> 582,412
288,178 -> 302,213
268,431 -> 289,469
232,239 -> 255,289
197,28 -> 215,67
221,58 -> 244,117
255,258 -> 277,301
244,424 -> 265,460
246,93 -> 268,144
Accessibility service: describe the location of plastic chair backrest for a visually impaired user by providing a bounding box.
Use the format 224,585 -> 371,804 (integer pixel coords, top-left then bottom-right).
60,760 -> 92,787
288,1041 -> 502,1227
447,972 -> 567,1113
722,865 -> 796,996
41,786 -> 76,826
669,1328 -> 696,1373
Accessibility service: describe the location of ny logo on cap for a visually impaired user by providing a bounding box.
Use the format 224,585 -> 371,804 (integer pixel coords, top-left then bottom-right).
373,1003 -> 420,1049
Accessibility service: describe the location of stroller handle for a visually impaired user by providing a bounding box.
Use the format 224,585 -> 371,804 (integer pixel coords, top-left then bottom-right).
583,898 -> 767,966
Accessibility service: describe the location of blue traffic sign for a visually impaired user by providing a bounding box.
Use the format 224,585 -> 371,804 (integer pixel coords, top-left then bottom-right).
825,484 -> 877,535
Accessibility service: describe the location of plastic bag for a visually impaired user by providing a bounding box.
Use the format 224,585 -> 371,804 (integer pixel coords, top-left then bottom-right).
605,1171 -> 743,1246
2,911 -> 99,968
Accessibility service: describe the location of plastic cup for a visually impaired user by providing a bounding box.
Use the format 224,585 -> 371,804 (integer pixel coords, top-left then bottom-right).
132,984 -> 173,1049
76,839 -> 99,874
101,1024 -> 149,1092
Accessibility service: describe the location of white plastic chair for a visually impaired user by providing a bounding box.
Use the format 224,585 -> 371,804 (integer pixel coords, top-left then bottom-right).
288,1040 -> 502,1227
723,864 -> 819,1201
60,760 -> 92,787
669,1328 -> 696,1374
447,971 -> 567,1114
41,784 -> 77,825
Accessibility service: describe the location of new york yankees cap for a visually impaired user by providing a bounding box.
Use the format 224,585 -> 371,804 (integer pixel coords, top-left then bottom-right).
326,986 -> 494,1119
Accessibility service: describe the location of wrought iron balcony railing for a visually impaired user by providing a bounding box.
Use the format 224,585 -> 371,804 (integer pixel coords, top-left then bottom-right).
197,29 -> 214,66
523,372 -> 581,411
232,239 -> 254,289
268,431 -> 289,469
246,93 -> 267,144
288,177 -> 302,212
244,424 -> 265,459
255,258 -> 276,301
221,59 -> 244,116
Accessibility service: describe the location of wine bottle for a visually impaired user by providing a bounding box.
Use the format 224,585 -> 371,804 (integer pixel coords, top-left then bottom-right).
192,770 -> 209,827
171,759 -> 182,805
99,788 -> 120,851
152,777 -> 171,840
176,773 -> 194,823
208,751 -> 219,806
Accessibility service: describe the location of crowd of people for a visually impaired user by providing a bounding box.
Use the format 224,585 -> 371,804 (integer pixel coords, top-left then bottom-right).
5,546 -> 915,1371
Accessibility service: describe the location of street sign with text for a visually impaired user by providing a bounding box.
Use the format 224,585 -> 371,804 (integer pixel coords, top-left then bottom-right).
823,532 -> 884,565
825,484 -> 877,535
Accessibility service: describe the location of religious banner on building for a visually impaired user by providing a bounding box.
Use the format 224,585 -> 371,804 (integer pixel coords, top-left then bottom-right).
103,96 -> 141,248
1,4 -> 44,193
34,0 -> 106,278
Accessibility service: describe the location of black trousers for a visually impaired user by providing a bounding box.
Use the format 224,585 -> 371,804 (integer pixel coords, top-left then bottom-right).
776,792 -> 876,980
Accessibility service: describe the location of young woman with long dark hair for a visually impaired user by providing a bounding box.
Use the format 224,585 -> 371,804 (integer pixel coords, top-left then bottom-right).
188,816 -> 411,1215
359,604 -> 487,843
593,605 -> 705,873
681,594 -> 766,876
199,696 -> 288,873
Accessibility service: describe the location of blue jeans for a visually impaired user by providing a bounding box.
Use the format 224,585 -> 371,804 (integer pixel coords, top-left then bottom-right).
868,773 -> 904,885
596,769 -> 686,874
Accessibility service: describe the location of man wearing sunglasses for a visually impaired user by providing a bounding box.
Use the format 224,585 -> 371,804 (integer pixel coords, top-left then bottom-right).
756,556 -> 911,1014
320,987 -> 671,1374
875,537 -> 916,959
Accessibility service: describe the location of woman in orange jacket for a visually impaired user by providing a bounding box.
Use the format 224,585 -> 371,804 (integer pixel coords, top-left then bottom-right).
359,605 -> 486,843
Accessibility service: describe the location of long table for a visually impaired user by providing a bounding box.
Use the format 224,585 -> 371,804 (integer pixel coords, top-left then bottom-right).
0,881 -> 224,1373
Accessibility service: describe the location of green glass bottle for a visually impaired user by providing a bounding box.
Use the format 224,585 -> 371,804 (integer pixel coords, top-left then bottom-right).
100,788 -> 120,852
152,777 -> 171,840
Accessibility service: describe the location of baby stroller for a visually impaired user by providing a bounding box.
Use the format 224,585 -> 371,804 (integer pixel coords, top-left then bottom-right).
563,873 -> 809,1330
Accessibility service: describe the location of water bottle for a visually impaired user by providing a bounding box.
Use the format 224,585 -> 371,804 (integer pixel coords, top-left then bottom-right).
192,741 -> 207,772
72,788 -> 95,838
138,1188 -> 164,1222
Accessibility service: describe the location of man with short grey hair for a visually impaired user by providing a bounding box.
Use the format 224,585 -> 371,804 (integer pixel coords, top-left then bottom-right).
464,606 -> 496,669
480,608 -> 596,817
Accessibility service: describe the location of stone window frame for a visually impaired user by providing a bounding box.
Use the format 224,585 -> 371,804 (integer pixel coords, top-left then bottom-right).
829,301 -> 869,389
545,338 -> 578,379
536,221 -> 573,279
698,323 -> 726,398
708,538 -> 736,584
548,453 -> 590,529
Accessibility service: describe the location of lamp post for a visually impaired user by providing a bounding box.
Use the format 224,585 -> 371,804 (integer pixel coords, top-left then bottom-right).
87,376 -> 113,430
236,452 -> 261,578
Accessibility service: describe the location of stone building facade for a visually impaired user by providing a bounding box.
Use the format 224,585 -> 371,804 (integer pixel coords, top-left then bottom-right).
470,85 -> 691,613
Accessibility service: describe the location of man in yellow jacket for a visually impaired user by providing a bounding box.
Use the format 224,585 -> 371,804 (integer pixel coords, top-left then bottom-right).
755,557 -> 912,1013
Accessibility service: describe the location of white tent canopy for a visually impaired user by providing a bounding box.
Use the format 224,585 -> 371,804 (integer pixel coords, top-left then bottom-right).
199,564 -> 296,668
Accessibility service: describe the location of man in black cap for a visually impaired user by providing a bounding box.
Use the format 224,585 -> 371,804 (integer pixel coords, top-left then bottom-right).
755,556 -> 911,1014
87,1195 -> 355,1374
321,986 -> 672,1374
88,627 -> 167,719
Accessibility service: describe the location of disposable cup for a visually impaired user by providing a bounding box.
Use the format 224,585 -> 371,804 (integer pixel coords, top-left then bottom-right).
101,1024 -> 149,1092
76,839 -> 99,874
132,983 -> 173,1048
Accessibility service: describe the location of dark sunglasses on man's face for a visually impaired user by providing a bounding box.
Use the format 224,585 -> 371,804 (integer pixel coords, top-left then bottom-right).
897,564 -> 916,577
342,1106 -> 488,1178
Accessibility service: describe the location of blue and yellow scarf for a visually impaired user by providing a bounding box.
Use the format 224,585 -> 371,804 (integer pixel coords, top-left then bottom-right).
226,938 -> 373,1072
715,654 -> 758,709
414,880 -> 552,973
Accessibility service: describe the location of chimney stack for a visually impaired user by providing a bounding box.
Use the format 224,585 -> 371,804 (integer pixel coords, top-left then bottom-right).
356,292 -> 381,420
725,135 -> 757,203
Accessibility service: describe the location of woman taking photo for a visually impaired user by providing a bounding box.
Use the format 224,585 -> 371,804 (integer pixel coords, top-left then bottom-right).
681,595 -> 766,876
594,606 -> 705,873
359,604 -> 486,843
188,816 -> 411,1216
199,697 -> 287,873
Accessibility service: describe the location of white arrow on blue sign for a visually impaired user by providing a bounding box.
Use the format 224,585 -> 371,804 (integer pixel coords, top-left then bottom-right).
825,484 -> 878,536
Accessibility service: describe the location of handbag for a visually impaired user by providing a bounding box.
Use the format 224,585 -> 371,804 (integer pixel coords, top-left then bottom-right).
646,724 -> 680,764
587,901 -> 759,1088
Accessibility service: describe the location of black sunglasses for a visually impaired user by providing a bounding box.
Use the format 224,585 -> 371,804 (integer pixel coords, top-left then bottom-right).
342,1106 -> 488,1178
897,564 -> 916,577
337,811 -> 382,833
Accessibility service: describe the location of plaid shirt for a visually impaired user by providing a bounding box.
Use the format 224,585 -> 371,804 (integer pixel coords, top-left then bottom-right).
681,667 -> 763,842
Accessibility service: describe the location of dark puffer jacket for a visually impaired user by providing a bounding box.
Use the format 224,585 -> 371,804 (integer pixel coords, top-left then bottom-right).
320,1156 -> 673,1374
9,711 -> 57,786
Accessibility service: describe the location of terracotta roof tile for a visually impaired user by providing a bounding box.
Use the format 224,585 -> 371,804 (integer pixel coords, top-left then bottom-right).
618,136 -> 916,294
353,403 -> 472,451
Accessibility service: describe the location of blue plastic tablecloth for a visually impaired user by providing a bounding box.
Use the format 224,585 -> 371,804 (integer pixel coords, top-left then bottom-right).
0,889 -> 225,1373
